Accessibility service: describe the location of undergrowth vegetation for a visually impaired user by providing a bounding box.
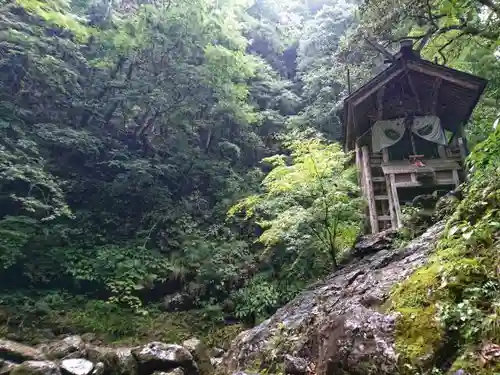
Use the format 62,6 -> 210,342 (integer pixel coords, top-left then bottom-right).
0,291 -> 243,347
391,127 -> 500,375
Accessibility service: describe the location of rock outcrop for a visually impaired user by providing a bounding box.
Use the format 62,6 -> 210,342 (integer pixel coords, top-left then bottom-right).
221,223 -> 446,375
38,336 -> 86,360
0,340 -> 45,362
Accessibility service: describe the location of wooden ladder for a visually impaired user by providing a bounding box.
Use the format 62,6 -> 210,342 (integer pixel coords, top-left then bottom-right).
369,152 -> 394,231
359,146 -> 399,233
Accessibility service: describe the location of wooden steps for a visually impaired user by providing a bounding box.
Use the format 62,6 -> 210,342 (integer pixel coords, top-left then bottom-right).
368,153 -> 394,231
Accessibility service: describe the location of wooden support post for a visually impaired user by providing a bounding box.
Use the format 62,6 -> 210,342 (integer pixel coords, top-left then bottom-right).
389,174 -> 402,228
431,78 -> 442,115
407,73 -> 422,113
458,137 -> 467,160
382,149 -> 398,230
361,145 -> 379,234
376,86 -> 385,120
452,169 -> 460,188
437,145 -> 447,159
457,124 -> 467,161
355,143 -> 364,194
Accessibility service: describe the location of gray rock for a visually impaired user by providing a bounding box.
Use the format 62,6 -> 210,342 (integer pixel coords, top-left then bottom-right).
181,339 -> 213,375
209,358 -> 222,367
152,369 -> 184,375
353,229 -> 397,257
86,347 -> 137,375
10,361 -> 60,375
131,343 -> 197,375
221,223 -> 445,374
283,355 -> 307,375
315,307 -> 399,375
0,340 -> 45,362
0,360 -> 18,375
90,363 -> 104,375
60,359 -> 93,375
39,336 -> 85,360
209,348 -> 224,358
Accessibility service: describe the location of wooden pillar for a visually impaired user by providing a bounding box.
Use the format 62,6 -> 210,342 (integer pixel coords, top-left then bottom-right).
437,145 -> 447,159
458,137 -> 467,160
389,174 -> 402,228
456,124 -> 468,160
361,145 -> 379,234
452,169 -> 460,188
382,149 -> 398,230
355,143 -> 364,194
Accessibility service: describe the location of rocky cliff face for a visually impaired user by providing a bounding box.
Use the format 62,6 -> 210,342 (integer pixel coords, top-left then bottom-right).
220,223 -> 446,375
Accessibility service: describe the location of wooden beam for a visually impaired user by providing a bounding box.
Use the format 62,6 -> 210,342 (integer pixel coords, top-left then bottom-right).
431,78 -> 442,115
345,104 -> 355,152
376,86 -> 385,120
438,145 -> 447,159
406,62 -> 479,90
361,145 -> 379,234
352,68 -> 406,106
355,142 -> 364,195
452,169 -> 460,188
382,149 -> 398,230
458,137 -> 467,160
406,73 -> 422,112
389,174 -> 402,228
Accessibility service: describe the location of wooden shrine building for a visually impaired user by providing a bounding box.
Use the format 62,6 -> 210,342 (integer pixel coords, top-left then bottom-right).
343,40 -> 487,234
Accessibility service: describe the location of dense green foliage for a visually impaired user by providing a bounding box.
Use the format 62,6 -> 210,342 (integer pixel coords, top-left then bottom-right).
229,130 -> 362,271
0,0 -> 361,339
0,0 -> 499,365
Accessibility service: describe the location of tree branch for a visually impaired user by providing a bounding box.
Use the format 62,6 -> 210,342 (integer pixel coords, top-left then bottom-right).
437,32 -> 466,65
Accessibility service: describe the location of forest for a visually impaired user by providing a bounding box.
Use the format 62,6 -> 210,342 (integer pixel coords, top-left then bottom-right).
0,0 -> 499,355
